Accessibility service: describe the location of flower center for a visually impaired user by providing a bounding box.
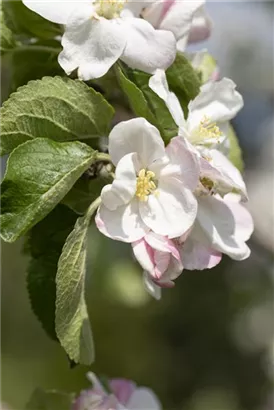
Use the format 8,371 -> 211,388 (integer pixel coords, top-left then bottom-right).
136,169 -> 157,201
191,115 -> 222,145
94,0 -> 125,19
195,176 -> 216,196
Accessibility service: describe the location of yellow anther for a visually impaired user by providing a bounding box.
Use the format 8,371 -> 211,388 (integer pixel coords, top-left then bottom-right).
94,0 -> 125,19
198,115 -> 222,140
136,169 -> 157,201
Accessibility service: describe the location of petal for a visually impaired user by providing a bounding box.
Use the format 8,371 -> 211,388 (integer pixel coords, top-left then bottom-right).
145,231 -> 180,260
159,0 -> 205,42
109,379 -> 136,406
86,372 -> 106,394
132,238 -> 155,276
101,153 -> 138,211
108,118 -> 166,167
22,0 -> 81,24
187,6 -> 212,44
223,194 -> 254,242
149,69 -> 186,128
139,179 -> 197,238
196,195 -> 252,260
59,10 -> 126,80
181,235 -> 222,270
164,136 -> 200,191
154,254 -> 183,286
201,150 -> 248,200
120,18 -> 176,74
143,272 -> 162,300
154,250 -> 171,278
127,387 -> 162,410
96,199 -> 148,243
187,78 -> 244,132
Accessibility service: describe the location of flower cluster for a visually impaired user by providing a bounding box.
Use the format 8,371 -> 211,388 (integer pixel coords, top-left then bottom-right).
72,372 -> 161,410
95,71 -> 253,296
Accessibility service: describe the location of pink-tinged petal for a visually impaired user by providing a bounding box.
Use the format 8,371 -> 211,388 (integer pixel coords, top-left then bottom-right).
108,118 -> 166,167
165,136 -> 200,191
72,390 -> 103,410
59,9 -> 126,80
110,379 -> 136,406
145,231 -> 180,260
187,78 -> 244,133
197,195 -> 252,260
120,18 -> 176,74
154,250 -> 171,279
159,0 -> 205,42
223,194 -> 254,242
22,0 -> 81,24
101,153 -> 138,211
132,238 -> 155,276
187,6 -> 212,44
140,179 -> 197,239
181,236 -> 222,270
96,199 -> 149,243
143,272 -> 162,300
127,387 -> 162,410
141,1 -> 174,28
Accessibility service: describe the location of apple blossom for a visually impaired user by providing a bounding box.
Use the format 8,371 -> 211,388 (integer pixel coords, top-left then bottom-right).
22,0 -> 176,80
72,372 -> 162,410
142,0 -> 211,51
96,118 -> 198,242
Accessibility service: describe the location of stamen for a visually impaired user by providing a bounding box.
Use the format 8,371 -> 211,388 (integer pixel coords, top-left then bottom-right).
191,115 -> 223,145
136,169 -> 157,201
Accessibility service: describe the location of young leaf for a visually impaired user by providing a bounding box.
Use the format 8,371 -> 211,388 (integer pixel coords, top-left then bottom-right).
0,138 -> 97,243
0,3 -> 17,55
11,40 -> 63,90
166,52 -> 201,115
3,0 -> 62,40
55,198 -> 101,365
26,388 -> 74,410
228,124 -> 244,173
116,65 -> 178,144
26,205 -> 78,341
0,76 -> 114,155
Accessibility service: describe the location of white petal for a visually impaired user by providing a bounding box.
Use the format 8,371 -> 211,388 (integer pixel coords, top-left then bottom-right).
187,78 -> 244,132
120,18 -> 176,74
139,179 -> 197,238
181,235 -> 222,270
145,231 -> 180,259
96,199 -> 148,243
159,0 -> 205,43
101,153 -> 137,211
143,272 -> 162,301
108,118 -> 166,167
127,387 -> 162,410
164,136 -> 200,191
22,0 -> 81,24
188,6 -> 212,44
59,9 -> 126,80
223,194 -> 254,242
197,195 -> 252,260
149,69 -> 186,128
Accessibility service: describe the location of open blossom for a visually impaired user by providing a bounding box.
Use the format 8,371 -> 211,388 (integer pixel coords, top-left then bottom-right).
23,0 -> 176,80
96,118 -> 198,242
142,0 -> 211,51
73,372 -> 161,410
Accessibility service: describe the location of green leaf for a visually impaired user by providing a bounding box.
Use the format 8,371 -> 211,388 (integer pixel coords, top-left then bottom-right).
228,124 -> 244,173
26,388 -> 73,410
26,205 -> 78,341
166,52 -> 201,115
3,0 -> 62,39
0,138 -> 96,243
116,65 -> 178,144
0,3 -> 17,55
55,198 -> 101,365
0,76 -> 114,156
10,40 -> 63,90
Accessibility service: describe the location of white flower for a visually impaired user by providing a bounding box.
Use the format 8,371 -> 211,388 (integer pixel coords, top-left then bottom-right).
23,0 -> 176,80
73,372 -> 162,410
149,70 -> 246,198
142,0 -> 211,51
96,118 -> 198,242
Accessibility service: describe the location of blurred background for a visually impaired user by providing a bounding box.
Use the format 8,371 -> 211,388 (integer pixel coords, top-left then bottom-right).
1,1 -> 274,409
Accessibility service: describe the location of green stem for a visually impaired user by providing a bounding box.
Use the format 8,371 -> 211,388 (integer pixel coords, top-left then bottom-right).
96,152 -> 111,162
87,196 -> 102,221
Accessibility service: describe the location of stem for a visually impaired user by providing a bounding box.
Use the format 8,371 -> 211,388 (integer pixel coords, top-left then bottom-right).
96,152 -> 111,162
12,45 -> 60,55
87,196 -> 102,221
